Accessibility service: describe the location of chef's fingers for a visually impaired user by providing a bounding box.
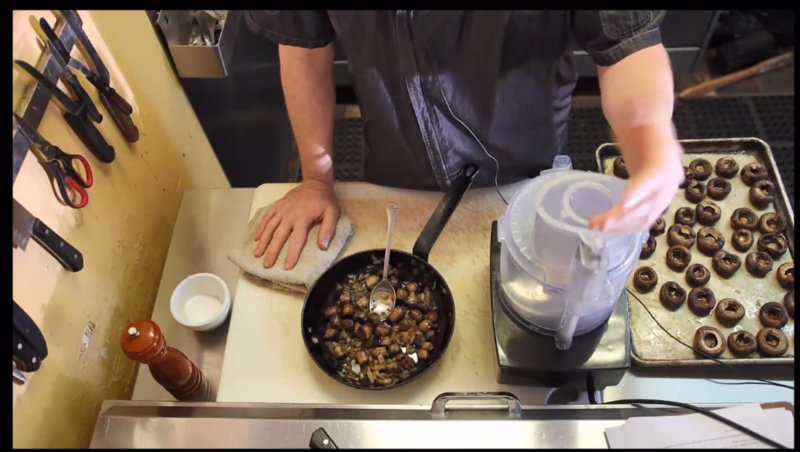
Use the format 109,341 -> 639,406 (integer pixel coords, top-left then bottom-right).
255,213 -> 283,258
284,220 -> 311,270
317,205 -> 339,250
255,206 -> 278,241
263,222 -> 292,268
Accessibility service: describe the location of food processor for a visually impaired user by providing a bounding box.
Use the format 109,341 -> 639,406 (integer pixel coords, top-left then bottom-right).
490,156 -> 646,390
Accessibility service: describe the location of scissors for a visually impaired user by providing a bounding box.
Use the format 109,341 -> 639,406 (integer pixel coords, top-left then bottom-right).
13,112 -> 93,209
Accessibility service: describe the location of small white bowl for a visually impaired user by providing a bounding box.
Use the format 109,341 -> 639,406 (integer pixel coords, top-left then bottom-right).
170,273 -> 231,332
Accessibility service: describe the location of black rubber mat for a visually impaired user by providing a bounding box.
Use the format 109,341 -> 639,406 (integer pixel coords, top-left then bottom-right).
332,95 -> 793,206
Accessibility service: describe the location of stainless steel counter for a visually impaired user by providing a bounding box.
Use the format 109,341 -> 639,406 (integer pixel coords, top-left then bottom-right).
131,187 -> 793,406
92,395 -> 793,449
131,188 -> 254,401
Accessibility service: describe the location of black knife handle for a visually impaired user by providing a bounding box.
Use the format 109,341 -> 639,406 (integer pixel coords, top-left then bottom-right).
13,331 -> 42,372
100,92 -> 139,142
64,110 -> 115,163
30,218 -> 84,272
309,428 -> 338,449
13,300 -> 48,359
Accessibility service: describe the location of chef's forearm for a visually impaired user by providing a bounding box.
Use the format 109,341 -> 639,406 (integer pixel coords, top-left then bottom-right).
597,44 -> 678,171
279,43 -> 335,186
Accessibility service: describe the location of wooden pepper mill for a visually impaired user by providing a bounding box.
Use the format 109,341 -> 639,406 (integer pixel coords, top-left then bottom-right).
120,319 -> 211,401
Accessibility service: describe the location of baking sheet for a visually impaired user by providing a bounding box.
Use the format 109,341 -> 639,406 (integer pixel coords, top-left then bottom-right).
598,139 -> 794,366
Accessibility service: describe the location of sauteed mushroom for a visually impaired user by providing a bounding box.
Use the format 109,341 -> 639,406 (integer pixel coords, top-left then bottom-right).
712,250 -> 741,279
686,264 -> 711,287
695,201 -> 721,226
659,281 -> 687,310
749,180 -> 775,209
633,266 -> 658,293
693,326 -> 726,357
688,287 -> 716,316
666,245 -> 692,271
756,327 -> 789,357
689,158 -> 712,181
740,162 -> 768,186
757,233 -> 788,259
321,261 -> 441,388
685,180 -> 707,203
731,229 -> 754,252
697,227 -> 725,256
674,207 -> 696,226
776,262 -> 793,290
667,224 -> 696,248
745,251 -> 773,277
714,157 -> 739,179
714,298 -> 744,327
759,301 -> 788,329
758,212 -> 786,234
784,290 -> 794,318
613,157 -> 628,179
727,331 -> 757,357
730,207 -> 758,230
640,236 -> 657,259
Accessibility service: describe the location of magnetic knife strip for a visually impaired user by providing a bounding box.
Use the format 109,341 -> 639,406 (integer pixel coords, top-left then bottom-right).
12,17 -> 78,184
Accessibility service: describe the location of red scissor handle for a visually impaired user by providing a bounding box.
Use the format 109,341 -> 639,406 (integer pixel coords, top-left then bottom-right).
55,175 -> 89,209
65,154 -> 93,188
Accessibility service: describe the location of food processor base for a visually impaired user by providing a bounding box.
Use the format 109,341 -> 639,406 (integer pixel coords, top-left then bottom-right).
490,222 -> 631,390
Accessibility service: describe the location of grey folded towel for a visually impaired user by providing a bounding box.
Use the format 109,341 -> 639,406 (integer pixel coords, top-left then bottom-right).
228,204 -> 354,294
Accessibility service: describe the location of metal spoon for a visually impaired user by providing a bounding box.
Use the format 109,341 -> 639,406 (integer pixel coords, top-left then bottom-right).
370,203 -> 399,319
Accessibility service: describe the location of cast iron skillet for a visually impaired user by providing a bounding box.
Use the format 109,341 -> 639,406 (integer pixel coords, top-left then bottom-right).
301,163 -> 479,390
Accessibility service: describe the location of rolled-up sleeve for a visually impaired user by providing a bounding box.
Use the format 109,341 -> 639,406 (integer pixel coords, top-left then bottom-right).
245,10 -> 334,48
572,10 -> 665,66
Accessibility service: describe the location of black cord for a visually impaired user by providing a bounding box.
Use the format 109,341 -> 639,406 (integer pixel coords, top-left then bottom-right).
604,398 -> 789,449
626,288 -> 794,390
705,378 -> 788,387
586,373 -> 598,404
436,85 -> 508,205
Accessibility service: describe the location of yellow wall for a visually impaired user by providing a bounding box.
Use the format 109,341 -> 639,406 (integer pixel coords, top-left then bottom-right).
12,10 -> 229,448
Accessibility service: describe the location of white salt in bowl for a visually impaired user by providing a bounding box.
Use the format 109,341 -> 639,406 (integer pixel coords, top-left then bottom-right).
170,273 -> 231,332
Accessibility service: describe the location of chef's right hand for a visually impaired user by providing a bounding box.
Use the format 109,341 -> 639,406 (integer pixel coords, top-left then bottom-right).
254,179 -> 339,270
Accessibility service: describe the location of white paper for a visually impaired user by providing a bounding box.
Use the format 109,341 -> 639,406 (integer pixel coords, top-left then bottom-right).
605,404 -> 794,449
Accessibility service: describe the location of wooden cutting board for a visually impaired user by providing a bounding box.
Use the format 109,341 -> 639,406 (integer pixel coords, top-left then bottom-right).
217,181 -> 558,404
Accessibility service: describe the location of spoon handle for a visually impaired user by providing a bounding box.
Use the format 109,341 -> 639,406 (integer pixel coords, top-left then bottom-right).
382,203 -> 399,279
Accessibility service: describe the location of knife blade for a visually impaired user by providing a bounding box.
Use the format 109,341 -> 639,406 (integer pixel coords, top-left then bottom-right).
14,59 -> 80,114
13,199 -> 84,272
35,16 -> 103,123
13,60 -> 116,163
59,10 -> 110,87
13,300 -> 48,364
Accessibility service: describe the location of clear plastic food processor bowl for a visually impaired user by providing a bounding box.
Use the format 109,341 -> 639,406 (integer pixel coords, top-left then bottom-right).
497,156 -> 646,350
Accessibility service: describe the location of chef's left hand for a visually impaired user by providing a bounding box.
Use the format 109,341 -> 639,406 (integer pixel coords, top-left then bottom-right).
589,130 -> 684,233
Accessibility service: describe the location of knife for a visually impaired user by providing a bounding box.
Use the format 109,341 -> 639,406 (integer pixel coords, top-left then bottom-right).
13,198 -> 84,272
59,10 -> 139,142
13,300 -> 48,373
14,60 -> 115,164
33,15 -> 103,124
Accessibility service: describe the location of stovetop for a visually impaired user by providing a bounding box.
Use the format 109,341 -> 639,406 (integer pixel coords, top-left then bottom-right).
489,221 -> 631,390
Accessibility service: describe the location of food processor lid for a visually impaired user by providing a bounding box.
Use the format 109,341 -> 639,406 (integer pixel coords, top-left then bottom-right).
500,168 -> 644,286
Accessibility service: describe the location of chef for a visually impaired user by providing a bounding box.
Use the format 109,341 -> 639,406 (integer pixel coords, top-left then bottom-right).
245,10 -> 684,270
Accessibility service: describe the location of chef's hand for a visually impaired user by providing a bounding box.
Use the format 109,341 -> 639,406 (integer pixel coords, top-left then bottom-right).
589,131 -> 684,233
254,179 -> 339,270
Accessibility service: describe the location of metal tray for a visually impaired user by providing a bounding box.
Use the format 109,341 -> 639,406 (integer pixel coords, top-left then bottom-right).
596,138 -> 794,367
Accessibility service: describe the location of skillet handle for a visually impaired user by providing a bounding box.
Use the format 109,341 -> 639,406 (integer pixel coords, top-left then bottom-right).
412,163 -> 479,262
